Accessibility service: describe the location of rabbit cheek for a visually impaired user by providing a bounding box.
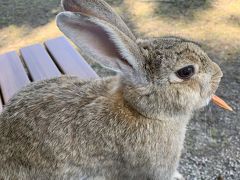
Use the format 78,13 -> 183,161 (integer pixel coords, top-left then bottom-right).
174,78 -> 208,111
196,74 -> 213,106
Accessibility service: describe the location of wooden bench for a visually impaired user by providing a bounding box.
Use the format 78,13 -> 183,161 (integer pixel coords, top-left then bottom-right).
0,36 -> 98,112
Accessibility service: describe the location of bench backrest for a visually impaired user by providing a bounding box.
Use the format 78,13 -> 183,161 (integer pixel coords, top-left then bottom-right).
0,36 -> 98,112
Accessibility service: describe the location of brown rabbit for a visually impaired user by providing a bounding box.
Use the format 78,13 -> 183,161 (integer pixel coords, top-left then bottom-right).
0,0 -> 223,179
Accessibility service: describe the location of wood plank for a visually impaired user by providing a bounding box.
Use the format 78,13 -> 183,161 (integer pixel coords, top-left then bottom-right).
45,37 -> 98,79
0,51 -> 30,103
20,44 -> 61,81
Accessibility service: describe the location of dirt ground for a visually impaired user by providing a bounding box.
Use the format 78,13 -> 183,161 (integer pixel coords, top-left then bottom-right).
0,0 -> 239,179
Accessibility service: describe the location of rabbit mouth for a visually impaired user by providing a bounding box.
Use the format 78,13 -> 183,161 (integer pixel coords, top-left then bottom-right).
204,97 -> 212,106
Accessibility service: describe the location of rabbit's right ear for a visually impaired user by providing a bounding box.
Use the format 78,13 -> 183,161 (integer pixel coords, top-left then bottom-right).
57,12 -> 144,74
61,0 -> 136,41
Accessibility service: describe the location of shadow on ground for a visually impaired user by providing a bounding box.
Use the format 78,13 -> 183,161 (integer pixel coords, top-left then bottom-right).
0,0 -> 61,28
154,0 -> 213,20
0,0 -> 122,29
228,15 -> 240,27
105,0 -> 123,6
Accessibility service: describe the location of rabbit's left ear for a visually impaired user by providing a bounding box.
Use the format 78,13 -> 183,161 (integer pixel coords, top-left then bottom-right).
61,0 -> 136,41
57,12 -> 144,73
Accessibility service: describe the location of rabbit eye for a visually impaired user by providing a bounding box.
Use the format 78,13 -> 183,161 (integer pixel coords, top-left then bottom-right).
176,65 -> 195,80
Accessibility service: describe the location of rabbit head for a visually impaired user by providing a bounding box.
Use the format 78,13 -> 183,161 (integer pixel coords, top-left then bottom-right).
57,0 -> 223,119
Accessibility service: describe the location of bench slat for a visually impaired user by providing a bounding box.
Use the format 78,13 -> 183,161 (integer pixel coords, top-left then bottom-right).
45,37 -> 98,79
0,51 -> 30,103
20,44 -> 61,81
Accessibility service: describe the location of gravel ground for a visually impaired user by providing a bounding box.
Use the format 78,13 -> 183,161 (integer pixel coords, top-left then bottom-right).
178,59 -> 240,180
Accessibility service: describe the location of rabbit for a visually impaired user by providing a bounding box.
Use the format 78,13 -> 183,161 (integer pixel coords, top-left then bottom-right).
0,0 -> 223,179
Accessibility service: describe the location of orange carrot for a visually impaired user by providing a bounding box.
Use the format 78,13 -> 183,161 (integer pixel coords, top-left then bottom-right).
212,95 -> 233,111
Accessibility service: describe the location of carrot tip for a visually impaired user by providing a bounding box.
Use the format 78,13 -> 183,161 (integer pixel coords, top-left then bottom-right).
212,95 -> 233,111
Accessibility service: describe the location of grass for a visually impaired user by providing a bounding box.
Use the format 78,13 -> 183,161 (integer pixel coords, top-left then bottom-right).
0,0 -> 123,54
125,0 -> 240,62
1,0 -> 240,63
0,0 -> 60,28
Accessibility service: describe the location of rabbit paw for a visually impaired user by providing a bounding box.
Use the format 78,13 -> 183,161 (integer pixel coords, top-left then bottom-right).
173,171 -> 185,180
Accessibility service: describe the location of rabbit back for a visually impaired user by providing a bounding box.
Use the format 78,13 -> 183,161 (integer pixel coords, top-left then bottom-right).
0,76 -> 121,179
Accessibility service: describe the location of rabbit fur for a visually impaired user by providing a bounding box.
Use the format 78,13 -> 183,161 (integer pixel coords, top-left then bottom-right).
0,0 -> 223,179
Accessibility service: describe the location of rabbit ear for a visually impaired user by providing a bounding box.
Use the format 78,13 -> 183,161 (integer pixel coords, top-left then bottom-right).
61,0 -> 136,40
56,12 -> 144,73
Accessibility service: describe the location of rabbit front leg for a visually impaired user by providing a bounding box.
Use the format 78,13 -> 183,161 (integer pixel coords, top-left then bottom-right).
141,165 -> 182,180
172,171 -> 185,180
150,171 -> 183,180
77,176 -> 106,180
